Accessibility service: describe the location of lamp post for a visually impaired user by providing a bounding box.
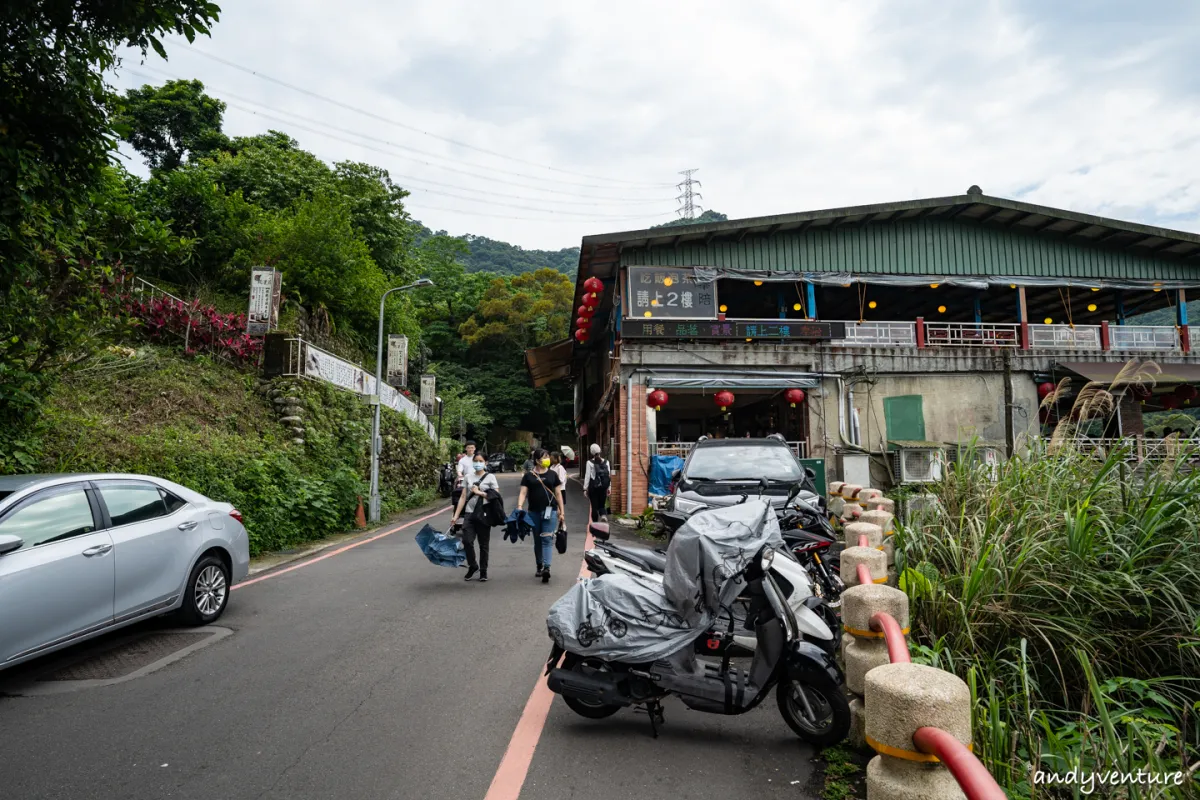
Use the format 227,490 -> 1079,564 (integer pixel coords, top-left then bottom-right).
436,396 -> 444,443
369,278 -> 434,523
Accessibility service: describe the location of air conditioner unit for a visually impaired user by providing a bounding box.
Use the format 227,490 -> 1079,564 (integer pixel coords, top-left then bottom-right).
945,443 -> 1003,480
889,442 -> 945,484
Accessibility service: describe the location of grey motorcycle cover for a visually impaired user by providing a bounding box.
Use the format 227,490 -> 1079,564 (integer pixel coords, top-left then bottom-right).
545,500 -> 782,662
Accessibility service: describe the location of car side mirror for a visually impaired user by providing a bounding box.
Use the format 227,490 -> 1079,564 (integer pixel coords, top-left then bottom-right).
787,482 -> 801,503
672,469 -> 682,483
0,534 -> 24,556
805,467 -> 816,480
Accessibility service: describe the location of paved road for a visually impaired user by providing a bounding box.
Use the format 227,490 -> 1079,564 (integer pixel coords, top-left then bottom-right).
0,475 -> 820,800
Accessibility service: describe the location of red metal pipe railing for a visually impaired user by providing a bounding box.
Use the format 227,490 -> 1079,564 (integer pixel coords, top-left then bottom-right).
869,611 -> 910,663
858,533 -> 869,548
856,563 -> 873,586
912,727 -> 1007,800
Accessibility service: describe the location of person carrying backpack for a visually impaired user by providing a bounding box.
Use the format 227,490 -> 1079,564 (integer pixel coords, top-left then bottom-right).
583,443 -> 611,523
451,453 -> 500,582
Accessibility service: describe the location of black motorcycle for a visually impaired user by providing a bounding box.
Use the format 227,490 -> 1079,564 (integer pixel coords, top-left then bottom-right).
437,463 -> 456,498
777,483 -> 844,607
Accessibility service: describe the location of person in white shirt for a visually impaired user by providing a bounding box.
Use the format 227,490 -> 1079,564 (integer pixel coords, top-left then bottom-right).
549,451 -> 569,515
451,453 -> 499,581
582,443 -> 612,523
456,441 -> 477,487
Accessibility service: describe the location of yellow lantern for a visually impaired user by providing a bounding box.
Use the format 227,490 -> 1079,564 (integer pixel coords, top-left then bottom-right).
937,305 -> 947,314
1009,284 -> 1017,289
1091,287 -> 1099,292
1087,304 -> 1097,312
1044,317 -> 1053,324
930,283 -> 939,289
793,303 -> 802,311
643,311 -> 652,318
663,277 -> 673,287
868,301 -> 877,309
753,280 -> 763,286
719,304 -> 728,313
745,338 -> 753,342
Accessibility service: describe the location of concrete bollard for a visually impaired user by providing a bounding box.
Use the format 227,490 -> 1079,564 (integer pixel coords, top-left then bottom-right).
868,497 -> 896,514
841,546 -> 887,587
845,521 -> 884,550
829,481 -> 846,518
861,509 -> 897,585
858,488 -> 883,508
841,583 -> 911,747
865,663 -> 972,800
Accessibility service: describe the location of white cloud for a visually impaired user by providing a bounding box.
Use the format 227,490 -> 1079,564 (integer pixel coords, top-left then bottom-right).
112,0 -> 1200,249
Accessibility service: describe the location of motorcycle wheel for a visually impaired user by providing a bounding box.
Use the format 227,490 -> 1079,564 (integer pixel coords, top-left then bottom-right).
776,675 -> 851,746
561,655 -> 622,719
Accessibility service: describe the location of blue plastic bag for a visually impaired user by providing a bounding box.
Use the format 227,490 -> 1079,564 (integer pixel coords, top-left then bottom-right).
649,455 -> 685,497
415,524 -> 466,568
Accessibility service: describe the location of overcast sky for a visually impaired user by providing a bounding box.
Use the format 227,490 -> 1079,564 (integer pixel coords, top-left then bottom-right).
112,0 -> 1200,251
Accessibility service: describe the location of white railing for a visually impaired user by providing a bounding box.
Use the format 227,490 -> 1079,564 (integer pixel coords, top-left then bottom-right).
1028,324 -> 1102,350
655,440 -> 808,459
1110,325 -> 1179,352
839,321 -> 917,347
925,322 -> 1021,348
129,276 -> 185,306
281,337 -> 437,441
1051,437 -> 1200,462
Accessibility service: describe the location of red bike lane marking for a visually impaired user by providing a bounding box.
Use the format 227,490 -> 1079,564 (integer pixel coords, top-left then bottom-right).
232,507 -> 448,591
483,530 -> 594,800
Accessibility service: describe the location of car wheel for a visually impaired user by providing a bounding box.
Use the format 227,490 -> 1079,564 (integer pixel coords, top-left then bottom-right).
179,554 -> 230,626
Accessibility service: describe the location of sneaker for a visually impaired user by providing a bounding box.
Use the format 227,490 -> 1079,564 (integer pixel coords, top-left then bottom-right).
464,566 -> 478,581
536,565 -> 544,577
541,568 -> 551,584
479,574 -> 489,582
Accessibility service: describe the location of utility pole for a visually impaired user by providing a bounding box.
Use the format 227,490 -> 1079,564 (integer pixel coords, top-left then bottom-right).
676,169 -> 703,220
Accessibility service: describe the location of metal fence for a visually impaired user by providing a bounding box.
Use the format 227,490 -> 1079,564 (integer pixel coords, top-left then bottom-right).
839,321 -> 917,347
279,336 -> 437,441
1109,325 -> 1179,352
924,322 -> 1021,347
1028,323 -> 1102,349
1056,436 -> 1200,462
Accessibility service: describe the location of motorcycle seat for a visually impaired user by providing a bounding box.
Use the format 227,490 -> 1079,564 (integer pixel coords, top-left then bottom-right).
597,541 -> 668,574
588,522 -> 611,541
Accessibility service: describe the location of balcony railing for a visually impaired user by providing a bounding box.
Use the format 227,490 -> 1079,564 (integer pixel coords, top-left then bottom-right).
924,322 -> 1021,348
1028,323 -> 1102,349
840,321 -> 917,347
1054,436 -> 1200,462
1109,325 -> 1180,352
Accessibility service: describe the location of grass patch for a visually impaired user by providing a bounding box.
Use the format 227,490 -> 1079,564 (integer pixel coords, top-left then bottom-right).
818,745 -> 865,800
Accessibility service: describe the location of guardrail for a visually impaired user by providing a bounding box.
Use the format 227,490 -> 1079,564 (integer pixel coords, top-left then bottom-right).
279,336 -> 437,441
924,321 -> 1021,347
840,321 -> 917,347
1028,323 -> 1102,349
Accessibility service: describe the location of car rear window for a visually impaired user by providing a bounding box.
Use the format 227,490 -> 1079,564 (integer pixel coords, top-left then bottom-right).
685,445 -> 803,482
0,491 -> 12,504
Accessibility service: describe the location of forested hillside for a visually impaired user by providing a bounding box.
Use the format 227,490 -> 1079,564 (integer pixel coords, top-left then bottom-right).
414,226 -> 579,277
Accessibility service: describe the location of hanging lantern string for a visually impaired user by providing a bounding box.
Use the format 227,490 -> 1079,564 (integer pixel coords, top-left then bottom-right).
857,283 -> 868,324
1058,288 -> 1075,329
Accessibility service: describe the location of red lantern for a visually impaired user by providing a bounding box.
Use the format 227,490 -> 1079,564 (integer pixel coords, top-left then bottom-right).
714,390 -> 735,411
577,305 -> 595,318
574,328 -> 589,343
785,388 -> 806,408
575,317 -> 592,329
1161,394 -> 1181,410
1176,384 -> 1197,404
583,277 -> 604,294
1132,385 -> 1152,400
1037,382 -> 1055,399
647,389 -> 669,411
1038,407 -> 1050,424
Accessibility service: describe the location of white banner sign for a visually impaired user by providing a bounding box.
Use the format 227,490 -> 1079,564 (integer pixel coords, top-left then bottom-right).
247,268 -> 281,335
387,335 -> 408,387
420,374 -> 436,416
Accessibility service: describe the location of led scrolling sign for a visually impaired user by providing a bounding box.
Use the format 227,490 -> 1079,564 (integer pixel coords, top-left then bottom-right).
623,266 -> 843,340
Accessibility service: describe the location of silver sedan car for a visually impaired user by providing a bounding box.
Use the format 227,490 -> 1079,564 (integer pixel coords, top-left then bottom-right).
0,473 -> 250,671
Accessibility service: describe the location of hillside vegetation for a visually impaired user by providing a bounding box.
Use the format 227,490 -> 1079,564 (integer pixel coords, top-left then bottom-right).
36,346 -> 438,554
415,227 -> 579,277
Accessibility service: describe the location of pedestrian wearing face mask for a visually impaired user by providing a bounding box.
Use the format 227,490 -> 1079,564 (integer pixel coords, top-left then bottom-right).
451,453 -> 499,581
517,447 -> 565,583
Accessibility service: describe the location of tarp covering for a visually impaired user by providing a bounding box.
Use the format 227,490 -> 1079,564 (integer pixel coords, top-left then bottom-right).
691,267 -> 1200,291
546,500 -> 782,661
648,454 -> 684,497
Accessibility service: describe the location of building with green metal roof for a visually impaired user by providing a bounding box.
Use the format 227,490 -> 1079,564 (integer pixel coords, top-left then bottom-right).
526,187 -> 1200,512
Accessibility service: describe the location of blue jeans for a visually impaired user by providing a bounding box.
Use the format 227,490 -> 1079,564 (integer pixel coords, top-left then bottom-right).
530,509 -> 557,568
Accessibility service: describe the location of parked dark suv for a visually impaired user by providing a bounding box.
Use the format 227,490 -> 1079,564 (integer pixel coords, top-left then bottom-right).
667,435 -> 823,524
487,452 -> 516,473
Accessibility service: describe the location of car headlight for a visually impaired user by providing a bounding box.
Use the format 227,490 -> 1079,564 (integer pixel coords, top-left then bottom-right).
674,496 -> 707,515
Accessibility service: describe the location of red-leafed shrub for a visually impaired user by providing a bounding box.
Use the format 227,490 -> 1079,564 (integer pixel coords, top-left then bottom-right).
123,295 -> 263,364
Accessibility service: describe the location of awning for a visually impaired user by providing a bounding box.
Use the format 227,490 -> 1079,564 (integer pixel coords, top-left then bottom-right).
1057,361 -> 1200,387
641,369 -> 819,390
525,339 -> 574,388
692,267 -> 1200,291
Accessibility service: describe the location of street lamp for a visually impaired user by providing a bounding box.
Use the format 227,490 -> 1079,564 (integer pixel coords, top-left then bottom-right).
368,277 -> 434,523
435,396 -> 444,443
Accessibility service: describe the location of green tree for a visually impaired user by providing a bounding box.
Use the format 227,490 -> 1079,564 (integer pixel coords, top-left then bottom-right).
333,162 -> 418,279
115,79 -> 228,171
651,209 -> 729,228
458,268 -> 574,348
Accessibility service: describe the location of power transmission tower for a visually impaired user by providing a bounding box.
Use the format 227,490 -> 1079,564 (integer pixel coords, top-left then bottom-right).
676,169 -> 703,220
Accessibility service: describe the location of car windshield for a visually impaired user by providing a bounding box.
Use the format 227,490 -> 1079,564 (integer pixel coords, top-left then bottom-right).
685,445 -> 803,482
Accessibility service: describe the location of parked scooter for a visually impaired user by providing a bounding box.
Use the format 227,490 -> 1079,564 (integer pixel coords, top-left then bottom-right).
546,500 -> 850,745
777,484 -> 844,607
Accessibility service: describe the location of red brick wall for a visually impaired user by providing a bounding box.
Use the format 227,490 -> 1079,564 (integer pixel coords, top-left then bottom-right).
611,381 -> 650,515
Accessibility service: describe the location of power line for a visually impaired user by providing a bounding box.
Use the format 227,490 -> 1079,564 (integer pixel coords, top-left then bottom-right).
171,42 -> 677,189
411,204 -> 674,224
676,168 -> 703,220
124,66 -> 674,202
